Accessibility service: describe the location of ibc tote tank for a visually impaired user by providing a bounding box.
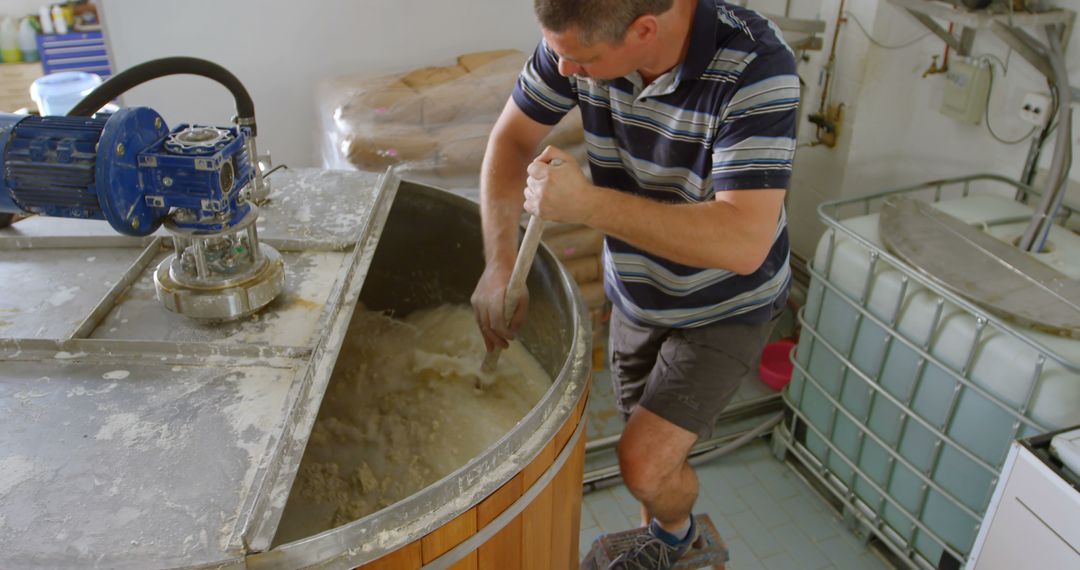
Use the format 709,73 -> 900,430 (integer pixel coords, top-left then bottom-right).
776,175 -> 1080,569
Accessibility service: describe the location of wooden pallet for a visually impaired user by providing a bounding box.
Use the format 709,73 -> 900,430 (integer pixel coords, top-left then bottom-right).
581,514 -> 728,569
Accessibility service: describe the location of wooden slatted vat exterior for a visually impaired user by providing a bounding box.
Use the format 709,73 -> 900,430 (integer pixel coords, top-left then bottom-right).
358,386 -> 590,570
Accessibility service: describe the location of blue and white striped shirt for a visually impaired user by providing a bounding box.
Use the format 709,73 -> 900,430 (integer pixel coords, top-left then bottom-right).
512,0 -> 798,328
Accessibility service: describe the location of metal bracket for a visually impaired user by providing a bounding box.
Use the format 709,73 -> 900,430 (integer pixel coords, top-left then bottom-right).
764,13 -> 828,52
905,9 -> 974,55
991,21 -> 1080,100
960,25 -> 976,54
893,0 -> 1078,97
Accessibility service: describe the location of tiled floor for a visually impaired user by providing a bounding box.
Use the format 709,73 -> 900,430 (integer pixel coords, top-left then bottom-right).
579,439 -> 893,569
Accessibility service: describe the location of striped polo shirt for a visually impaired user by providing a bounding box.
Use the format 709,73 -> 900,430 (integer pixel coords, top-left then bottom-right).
512,0 -> 799,328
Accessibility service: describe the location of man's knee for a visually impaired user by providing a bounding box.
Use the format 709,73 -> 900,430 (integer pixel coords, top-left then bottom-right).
617,432 -> 678,501
618,407 -> 698,501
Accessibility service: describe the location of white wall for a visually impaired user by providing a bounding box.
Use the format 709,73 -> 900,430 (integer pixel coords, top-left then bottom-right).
0,1 -> 45,17
787,0 -> 1080,259
851,0 -> 1080,192
98,0 -> 541,168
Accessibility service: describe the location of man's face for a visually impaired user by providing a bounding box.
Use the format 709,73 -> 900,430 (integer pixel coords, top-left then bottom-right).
542,26 -> 647,81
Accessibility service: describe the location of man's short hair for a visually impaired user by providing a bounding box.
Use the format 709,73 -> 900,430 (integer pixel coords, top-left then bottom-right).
534,0 -> 675,45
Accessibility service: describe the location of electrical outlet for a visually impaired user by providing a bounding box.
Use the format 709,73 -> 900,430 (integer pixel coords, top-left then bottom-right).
1020,92 -> 1051,125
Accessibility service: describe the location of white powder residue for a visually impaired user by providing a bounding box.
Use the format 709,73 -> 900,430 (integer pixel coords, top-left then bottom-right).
212,252 -> 340,347
54,351 -> 87,360
13,389 -> 49,404
294,203 -> 314,223
102,370 -> 130,380
67,382 -> 118,398
217,368 -> 293,547
220,370 -> 287,461
275,304 -> 551,543
0,456 -> 38,497
46,286 -> 81,307
95,412 -> 177,450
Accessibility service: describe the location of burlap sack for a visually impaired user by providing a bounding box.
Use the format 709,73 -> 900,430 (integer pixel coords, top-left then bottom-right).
335,82 -> 423,130
324,48 -> 587,183
432,123 -> 491,178
457,49 -> 522,72
400,65 -> 469,90
417,82 -> 504,126
343,125 -> 438,169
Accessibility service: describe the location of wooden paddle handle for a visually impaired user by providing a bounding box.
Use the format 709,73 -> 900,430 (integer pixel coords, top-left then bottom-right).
482,214 -> 544,372
481,158 -> 562,372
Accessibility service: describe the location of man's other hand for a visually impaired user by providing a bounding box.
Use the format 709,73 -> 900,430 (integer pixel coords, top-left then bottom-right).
524,146 -> 598,225
470,261 -> 529,352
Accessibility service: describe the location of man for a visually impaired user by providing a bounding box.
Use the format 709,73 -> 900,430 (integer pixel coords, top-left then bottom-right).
471,0 -> 797,567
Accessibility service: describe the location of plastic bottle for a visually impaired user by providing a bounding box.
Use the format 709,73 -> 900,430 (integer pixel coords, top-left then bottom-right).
61,4 -> 74,27
51,6 -> 68,35
39,7 -> 55,35
1,17 -> 21,63
18,18 -> 38,62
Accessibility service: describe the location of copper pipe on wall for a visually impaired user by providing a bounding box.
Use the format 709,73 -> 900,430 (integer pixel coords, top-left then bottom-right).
817,0 -> 847,116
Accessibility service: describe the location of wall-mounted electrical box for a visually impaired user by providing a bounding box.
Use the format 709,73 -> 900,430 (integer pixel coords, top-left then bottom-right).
941,59 -> 992,125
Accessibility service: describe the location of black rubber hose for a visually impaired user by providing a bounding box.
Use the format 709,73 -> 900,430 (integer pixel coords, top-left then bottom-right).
66,56 -> 257,136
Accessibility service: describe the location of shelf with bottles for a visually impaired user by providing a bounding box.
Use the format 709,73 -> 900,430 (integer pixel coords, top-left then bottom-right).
1,2 -> 101,66
0,16 -> 41,65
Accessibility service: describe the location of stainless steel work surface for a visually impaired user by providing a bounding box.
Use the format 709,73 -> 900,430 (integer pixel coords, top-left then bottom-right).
0,169 -> 379,249
0,247 -> 143,339
90,249 -> 350,347
0,351 -> 298,568
0,167 -> 397,568
257,169 -> 382,249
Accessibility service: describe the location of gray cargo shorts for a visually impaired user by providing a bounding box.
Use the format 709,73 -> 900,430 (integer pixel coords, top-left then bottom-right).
608,305 -> 780,440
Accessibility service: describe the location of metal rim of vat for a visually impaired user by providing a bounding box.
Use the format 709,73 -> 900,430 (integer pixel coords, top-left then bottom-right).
248,184 -> 593,570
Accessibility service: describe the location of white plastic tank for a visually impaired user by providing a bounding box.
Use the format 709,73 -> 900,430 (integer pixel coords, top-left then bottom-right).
30,71 -> 102,116
783,177 -> 1080,568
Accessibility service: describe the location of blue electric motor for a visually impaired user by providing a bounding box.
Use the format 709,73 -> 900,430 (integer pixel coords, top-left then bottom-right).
0,107 -> 254,236
0,57 -> 285,322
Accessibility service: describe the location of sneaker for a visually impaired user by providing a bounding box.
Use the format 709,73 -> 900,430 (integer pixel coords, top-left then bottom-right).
607,518 -> 698,570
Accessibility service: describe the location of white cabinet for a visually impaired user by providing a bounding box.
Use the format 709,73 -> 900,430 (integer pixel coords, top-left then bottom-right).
968,437 -> 1080,569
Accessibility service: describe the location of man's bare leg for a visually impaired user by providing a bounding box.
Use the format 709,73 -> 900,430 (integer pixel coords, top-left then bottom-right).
618,407 -> 698,533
